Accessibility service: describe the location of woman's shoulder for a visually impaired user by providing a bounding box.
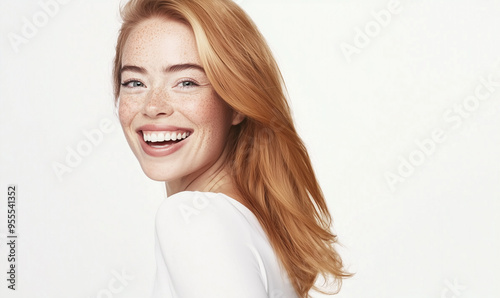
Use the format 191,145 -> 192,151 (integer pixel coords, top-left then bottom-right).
154,191 -> 298,298
155,191 -> 259,239
153,192 -> 278,297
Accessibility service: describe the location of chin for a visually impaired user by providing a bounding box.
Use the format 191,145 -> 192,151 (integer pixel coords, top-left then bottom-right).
138,162 -> 175,182
144,173 -> 169,182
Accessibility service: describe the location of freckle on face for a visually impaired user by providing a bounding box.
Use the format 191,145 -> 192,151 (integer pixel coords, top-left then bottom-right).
117,17 -> 237,186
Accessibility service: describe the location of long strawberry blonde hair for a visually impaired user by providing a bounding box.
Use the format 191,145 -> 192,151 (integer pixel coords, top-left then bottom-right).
113,0 -> 351,296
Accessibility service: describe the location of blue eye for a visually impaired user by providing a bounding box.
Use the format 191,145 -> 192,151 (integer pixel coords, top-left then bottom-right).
179,80 -> 199,88
121,80 -> 145,88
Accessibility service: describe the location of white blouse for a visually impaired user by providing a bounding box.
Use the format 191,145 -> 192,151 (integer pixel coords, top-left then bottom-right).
150,191 -> 298,298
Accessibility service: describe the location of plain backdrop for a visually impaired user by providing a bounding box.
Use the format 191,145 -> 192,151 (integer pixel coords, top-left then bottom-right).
1,0 -> 499,297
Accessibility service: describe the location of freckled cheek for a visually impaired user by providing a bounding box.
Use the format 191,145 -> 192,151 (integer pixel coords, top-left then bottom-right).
118,97 -> 141,128
197,93 -> 230,121
197,101 -> 233,140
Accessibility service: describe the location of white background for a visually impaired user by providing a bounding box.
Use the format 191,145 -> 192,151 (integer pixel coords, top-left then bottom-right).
1,0 -> 499,297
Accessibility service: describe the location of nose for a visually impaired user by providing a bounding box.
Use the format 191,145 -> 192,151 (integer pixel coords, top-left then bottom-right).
142,87 -> 174,118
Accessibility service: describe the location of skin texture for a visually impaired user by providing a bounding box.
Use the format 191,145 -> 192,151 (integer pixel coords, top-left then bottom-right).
119,17 -> 244,198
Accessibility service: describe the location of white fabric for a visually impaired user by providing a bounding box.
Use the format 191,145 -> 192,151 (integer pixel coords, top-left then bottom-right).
150,191 -> 298,298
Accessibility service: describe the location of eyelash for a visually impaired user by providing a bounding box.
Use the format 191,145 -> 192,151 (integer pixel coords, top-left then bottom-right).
121,79 -> 145,88
120,79 -> 200,89
177,79 -> 199,88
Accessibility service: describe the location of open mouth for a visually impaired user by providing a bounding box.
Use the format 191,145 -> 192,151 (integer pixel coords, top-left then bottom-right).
141,130 -> 191,148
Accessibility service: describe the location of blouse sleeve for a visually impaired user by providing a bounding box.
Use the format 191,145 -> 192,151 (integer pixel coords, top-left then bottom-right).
154,192 -> 269,298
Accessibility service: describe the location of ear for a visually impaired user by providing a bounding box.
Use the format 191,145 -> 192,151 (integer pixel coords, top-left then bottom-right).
231,110 -> 245,125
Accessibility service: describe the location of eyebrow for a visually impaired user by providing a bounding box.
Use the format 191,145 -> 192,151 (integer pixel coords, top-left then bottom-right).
120,63 -> 205,75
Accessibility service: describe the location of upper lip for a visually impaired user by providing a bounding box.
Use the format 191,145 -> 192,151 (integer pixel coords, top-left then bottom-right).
136,124 -> 193,134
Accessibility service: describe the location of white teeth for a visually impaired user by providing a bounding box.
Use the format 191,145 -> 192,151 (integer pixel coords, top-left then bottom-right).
142,131 -> 190,143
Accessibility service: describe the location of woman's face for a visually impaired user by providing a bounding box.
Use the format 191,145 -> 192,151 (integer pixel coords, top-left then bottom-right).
118,17 -> 242,187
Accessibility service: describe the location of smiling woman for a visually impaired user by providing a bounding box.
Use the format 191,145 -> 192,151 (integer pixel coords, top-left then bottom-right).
118,17 -> 244,196
113,0 -> 351,297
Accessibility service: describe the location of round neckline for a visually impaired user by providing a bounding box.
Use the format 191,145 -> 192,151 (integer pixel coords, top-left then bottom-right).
177,190 -> 256,219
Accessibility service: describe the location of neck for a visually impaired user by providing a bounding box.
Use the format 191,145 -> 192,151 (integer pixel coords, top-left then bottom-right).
164,147 -> 238,198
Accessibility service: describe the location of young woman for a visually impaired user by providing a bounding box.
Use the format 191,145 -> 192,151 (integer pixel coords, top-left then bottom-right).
113,0 -> 351,297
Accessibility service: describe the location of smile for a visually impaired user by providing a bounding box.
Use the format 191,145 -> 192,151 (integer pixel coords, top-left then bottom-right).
142,130 -> 191,148
143,130 -> 190,141
136,124 -> 193,157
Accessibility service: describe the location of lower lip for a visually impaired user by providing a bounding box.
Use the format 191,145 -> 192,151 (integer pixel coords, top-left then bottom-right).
138,132 -> 189,157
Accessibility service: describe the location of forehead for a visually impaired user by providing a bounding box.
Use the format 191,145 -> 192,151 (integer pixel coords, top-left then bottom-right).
122,17 -> 200,66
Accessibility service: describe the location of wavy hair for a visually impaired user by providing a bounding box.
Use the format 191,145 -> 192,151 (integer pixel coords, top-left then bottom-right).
113,0 -> 352,296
